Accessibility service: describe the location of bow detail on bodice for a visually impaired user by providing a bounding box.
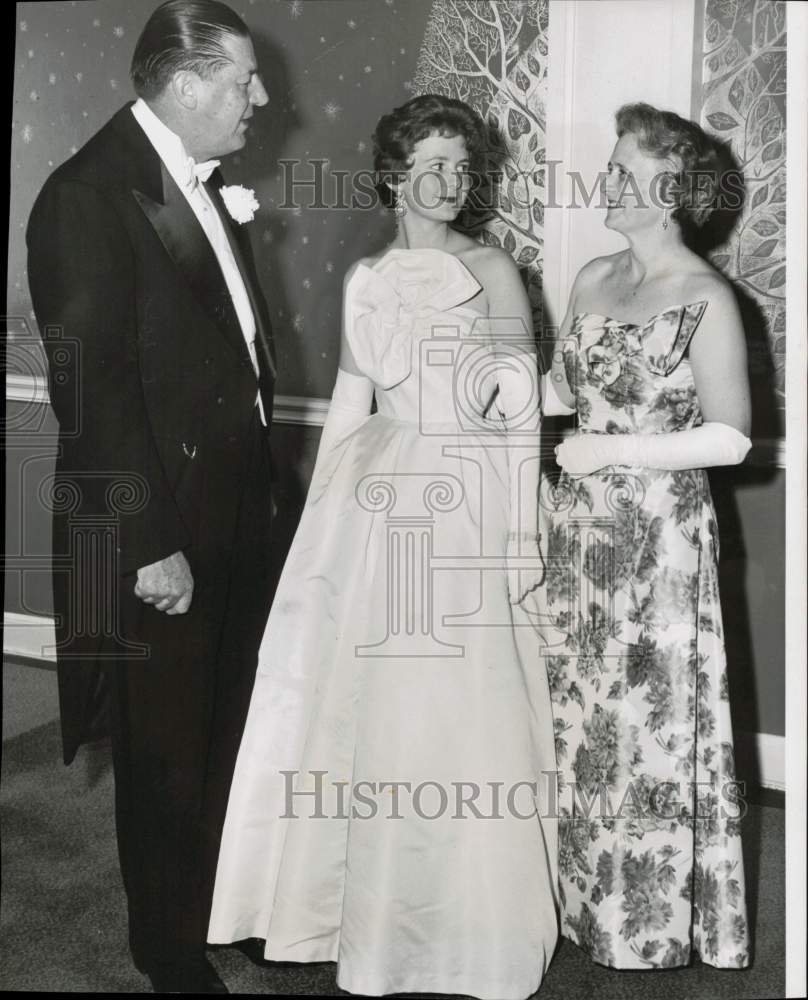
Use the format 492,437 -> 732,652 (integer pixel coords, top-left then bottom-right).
641,301 -> 708,375
344,248 -> 482,389
585,344 -> 623,386
578,301 -> 708,382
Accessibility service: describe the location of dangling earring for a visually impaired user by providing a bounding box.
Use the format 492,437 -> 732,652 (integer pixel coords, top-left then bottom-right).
393,188 -> 407,219
662,205 -> 669,230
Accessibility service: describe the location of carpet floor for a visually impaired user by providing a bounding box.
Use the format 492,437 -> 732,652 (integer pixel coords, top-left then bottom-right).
0,715 -> 784,996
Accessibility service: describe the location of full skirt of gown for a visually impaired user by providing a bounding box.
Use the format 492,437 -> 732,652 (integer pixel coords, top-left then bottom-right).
208,248 -> 559,999
539,304 -> 750,970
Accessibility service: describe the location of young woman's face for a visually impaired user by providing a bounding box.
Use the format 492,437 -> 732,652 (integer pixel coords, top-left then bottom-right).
602,132 -> 675,236
396,132 -> 473,222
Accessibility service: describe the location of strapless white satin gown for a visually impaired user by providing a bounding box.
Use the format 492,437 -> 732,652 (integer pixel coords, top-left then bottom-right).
208,248 -> 558,1000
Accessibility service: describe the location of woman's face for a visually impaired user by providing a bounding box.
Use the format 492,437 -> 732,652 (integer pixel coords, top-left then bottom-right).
396,131 -> 473,222
602,131 -> 675,236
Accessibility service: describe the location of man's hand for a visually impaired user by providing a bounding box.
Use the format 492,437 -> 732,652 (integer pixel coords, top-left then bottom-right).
134,551 -> 194,615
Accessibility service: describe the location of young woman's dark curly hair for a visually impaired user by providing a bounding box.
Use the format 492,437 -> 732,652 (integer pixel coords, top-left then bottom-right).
615,102 -> 725,227
372,94 -> 487,208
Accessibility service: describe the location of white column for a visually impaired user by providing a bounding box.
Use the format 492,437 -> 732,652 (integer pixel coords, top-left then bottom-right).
544,0 -> 696,330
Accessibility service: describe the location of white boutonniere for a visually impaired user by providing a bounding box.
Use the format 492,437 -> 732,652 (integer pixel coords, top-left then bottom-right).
219,184 -> 260,224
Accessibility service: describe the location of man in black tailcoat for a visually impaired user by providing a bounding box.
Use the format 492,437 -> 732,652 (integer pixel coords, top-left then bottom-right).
26,1 -> 276,990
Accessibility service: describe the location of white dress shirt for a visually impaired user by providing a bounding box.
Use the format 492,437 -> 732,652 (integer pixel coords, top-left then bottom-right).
131,98 -> 265,423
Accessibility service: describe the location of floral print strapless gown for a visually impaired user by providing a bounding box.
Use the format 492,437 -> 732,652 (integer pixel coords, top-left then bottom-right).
540,303 -> 750,969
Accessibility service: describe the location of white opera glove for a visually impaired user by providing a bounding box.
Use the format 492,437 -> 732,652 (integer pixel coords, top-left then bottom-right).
540,371 -> 576,416
309,368 -> 374,491
495,349 -> 545,604
555,421 -> 752,476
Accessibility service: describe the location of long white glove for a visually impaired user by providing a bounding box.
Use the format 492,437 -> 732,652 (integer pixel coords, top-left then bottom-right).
495,348 -> 545,604
309,368 -> 374,496
540,371 -> 576,416
555,420 -> 751,475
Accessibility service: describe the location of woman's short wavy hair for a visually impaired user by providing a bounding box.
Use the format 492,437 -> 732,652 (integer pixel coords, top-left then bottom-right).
616,102 -> 722,227
372,94 -> 487,208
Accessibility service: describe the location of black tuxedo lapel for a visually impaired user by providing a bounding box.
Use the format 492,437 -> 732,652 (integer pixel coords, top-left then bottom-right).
108,106 -> 268,399
132,162 -> 253,370
205,176 -> 277,384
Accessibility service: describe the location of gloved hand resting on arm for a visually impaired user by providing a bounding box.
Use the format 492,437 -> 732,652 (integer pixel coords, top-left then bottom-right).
555,421 -> 751,475
556,282 -> 752,476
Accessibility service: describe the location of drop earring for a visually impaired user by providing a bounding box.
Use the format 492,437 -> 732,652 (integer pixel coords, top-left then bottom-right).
394,188 -> 407,219
662,205 -> 669,230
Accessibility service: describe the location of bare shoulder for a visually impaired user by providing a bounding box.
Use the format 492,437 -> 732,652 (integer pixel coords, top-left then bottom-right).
446,230 -> 487,259
562,252 -> 622,315
575,252 -> 623,291
686,265 -> 737,312
460,243 -> 522,288
685,266 -> 746,365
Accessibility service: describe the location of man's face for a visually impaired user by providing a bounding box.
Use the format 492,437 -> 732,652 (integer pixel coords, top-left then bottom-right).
191,32 -> 268,158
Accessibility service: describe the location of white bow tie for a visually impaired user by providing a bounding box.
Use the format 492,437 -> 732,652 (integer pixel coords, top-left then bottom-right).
184,156 -> 221,190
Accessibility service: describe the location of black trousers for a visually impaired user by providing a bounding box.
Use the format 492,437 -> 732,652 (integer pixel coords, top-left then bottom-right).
105,414 -> 273,975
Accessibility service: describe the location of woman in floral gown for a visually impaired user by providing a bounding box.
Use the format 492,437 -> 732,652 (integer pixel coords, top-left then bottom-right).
540,103 -> 752,969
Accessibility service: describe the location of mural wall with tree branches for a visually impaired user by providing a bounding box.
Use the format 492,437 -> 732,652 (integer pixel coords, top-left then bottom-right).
413,0 -> 548,330
696,0 -> 786,434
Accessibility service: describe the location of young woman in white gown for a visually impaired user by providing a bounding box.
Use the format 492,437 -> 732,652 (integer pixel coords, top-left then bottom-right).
208,94 -> 559,1000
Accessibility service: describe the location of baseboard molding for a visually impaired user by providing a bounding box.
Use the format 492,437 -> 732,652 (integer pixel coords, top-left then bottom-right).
735,730 -> 786,793
5,375 -> 786,463
3,613 -> 786,791
5,375 -> 330,430
272,394 -> 330,427
3,612 -> 56,663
